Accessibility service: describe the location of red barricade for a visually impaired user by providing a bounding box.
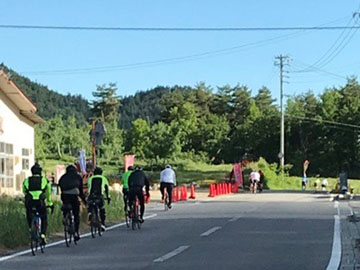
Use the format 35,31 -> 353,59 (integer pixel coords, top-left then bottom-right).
172,187 -> 178,202
189,184 -> 196,199
180,186 -> 187,201
208,184 -> 215,197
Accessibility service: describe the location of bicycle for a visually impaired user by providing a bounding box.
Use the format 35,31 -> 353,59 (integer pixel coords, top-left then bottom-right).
250,180 -> 258,193
29,207 -> 45,256
89,198 -> 103,238
62,204 -> 77,247
124,193 -> 130,228
131,197 -> 141,230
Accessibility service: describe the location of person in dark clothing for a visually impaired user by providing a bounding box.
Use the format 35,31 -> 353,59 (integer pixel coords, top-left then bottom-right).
258,170 -> 264,192
58,165 -> 87,241
128,166 -> 150,223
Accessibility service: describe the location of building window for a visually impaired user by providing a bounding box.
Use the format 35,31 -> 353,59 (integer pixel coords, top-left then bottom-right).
0,142 -> 14,189
22,148 -> 31,170
22,148 -> 30,156
0,142 -> 13,154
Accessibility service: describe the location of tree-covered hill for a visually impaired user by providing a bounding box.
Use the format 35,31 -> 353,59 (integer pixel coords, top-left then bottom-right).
118,85 -> 192,129
0,63 -> 91,125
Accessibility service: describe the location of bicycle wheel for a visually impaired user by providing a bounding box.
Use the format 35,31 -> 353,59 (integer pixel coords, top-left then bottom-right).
125,210 -> 130,228
64,213 -> 70,247
97,208 -> 103,237
164,195 -> 169,211
90,209 -> 97,238
30,228 -> 38,256
136,204 -> 141,229
40,241 -> 45,253
131,206 -> 137,230
30,216 -> 41,255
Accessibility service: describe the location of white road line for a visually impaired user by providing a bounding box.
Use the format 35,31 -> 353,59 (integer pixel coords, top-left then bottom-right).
228,216 -> 241,222
334,201 -> 339,208
0,214 -> 157,263
200,226 -> 222,237
326,215 -> 341,270
153,246 -> 190,263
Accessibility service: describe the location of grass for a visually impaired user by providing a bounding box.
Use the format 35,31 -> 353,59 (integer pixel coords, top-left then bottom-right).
0,191 -> 124,250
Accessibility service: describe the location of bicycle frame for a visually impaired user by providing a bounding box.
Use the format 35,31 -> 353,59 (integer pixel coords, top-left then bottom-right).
131,197 -> 141,230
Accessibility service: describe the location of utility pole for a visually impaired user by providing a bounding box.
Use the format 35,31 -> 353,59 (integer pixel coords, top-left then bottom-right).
275,55 -> 290,172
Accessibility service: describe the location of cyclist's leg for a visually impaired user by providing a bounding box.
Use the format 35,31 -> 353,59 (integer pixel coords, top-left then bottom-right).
25,196 -> 33,229
122,188 -> 129,212
137,189 -> 145,219
71,196 -> 80,234
160,182 -> 165,200
60,194 -> 69,219
38,200 -> 47,236
99,197 -> 106,226
167,183 -> 173,206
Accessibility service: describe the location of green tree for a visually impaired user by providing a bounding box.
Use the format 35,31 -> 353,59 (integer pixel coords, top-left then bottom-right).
127,119 -> 150,159
91,83 -> 120,123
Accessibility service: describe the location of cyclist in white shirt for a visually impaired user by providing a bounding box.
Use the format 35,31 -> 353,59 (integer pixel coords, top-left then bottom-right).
160,165 -> 176,209
249,170 -> 260,193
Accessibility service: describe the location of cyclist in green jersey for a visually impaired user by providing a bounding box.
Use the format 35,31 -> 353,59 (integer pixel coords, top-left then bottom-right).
122,166 -> 133,213
87,167 -> 110,231
23,163 -> 54,244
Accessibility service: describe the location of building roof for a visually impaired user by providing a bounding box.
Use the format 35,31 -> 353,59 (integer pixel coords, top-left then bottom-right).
0,71 -> 44,124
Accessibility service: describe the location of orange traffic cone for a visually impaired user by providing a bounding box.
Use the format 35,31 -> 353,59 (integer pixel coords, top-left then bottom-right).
208,184 -> 215,197
172,187 -> 178,202
180,186 -> 187,201
189,184 -> 196,199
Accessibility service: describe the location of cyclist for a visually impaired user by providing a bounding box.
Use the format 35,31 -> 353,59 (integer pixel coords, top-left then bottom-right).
128,166 -> 150,223
87,167 -> 110,231
23,163 -> 53,244
160,165 -> 176,209
122,166 -> 133,214
249,170 -> 260,193
58,164 -> 87,241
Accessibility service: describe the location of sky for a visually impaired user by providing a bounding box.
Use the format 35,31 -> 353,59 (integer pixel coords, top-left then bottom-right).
0,0 -> 360,103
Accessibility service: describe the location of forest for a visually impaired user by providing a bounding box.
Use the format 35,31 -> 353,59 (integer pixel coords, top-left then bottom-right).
2,64 -> 360,178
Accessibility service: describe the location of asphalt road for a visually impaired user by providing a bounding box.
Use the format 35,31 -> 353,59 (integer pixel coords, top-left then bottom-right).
1,193 -> 336,270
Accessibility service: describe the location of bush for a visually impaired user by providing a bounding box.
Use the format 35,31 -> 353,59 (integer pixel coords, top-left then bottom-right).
0,191 -> 124,250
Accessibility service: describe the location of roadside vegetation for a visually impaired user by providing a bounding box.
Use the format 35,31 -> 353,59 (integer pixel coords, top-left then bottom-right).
0,192 -> 123,251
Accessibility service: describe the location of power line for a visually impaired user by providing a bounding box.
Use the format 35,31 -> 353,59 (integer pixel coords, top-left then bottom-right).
20,31 -> 305,75
296,12 -> 360,71
1,24 -> 360,32
17,16 -> 350,75
290,60 -> 348,81
315,13 -> 360,69
287,115 -> 360,129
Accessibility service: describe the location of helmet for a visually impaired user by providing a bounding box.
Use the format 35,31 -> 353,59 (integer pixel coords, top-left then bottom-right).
31,163 -> 42,175
94,167 -> 103,175
66,164 -> 77,173
165,165 -> 172,169
135,165 -> 141,170
127,165 -> 134,171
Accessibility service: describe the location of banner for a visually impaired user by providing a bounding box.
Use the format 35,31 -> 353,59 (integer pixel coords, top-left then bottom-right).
55,165 -> 66,183
124,155 -> 135,171
79,149 -> 86,175
233,163 -> 243,187
303,159 -> 310,177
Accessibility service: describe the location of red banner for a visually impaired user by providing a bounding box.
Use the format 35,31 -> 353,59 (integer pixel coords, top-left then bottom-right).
124,155 -> 135,171
233,163 -> 243,187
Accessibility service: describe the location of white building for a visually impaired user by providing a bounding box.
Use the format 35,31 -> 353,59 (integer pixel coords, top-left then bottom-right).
0,71 -> 43,195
